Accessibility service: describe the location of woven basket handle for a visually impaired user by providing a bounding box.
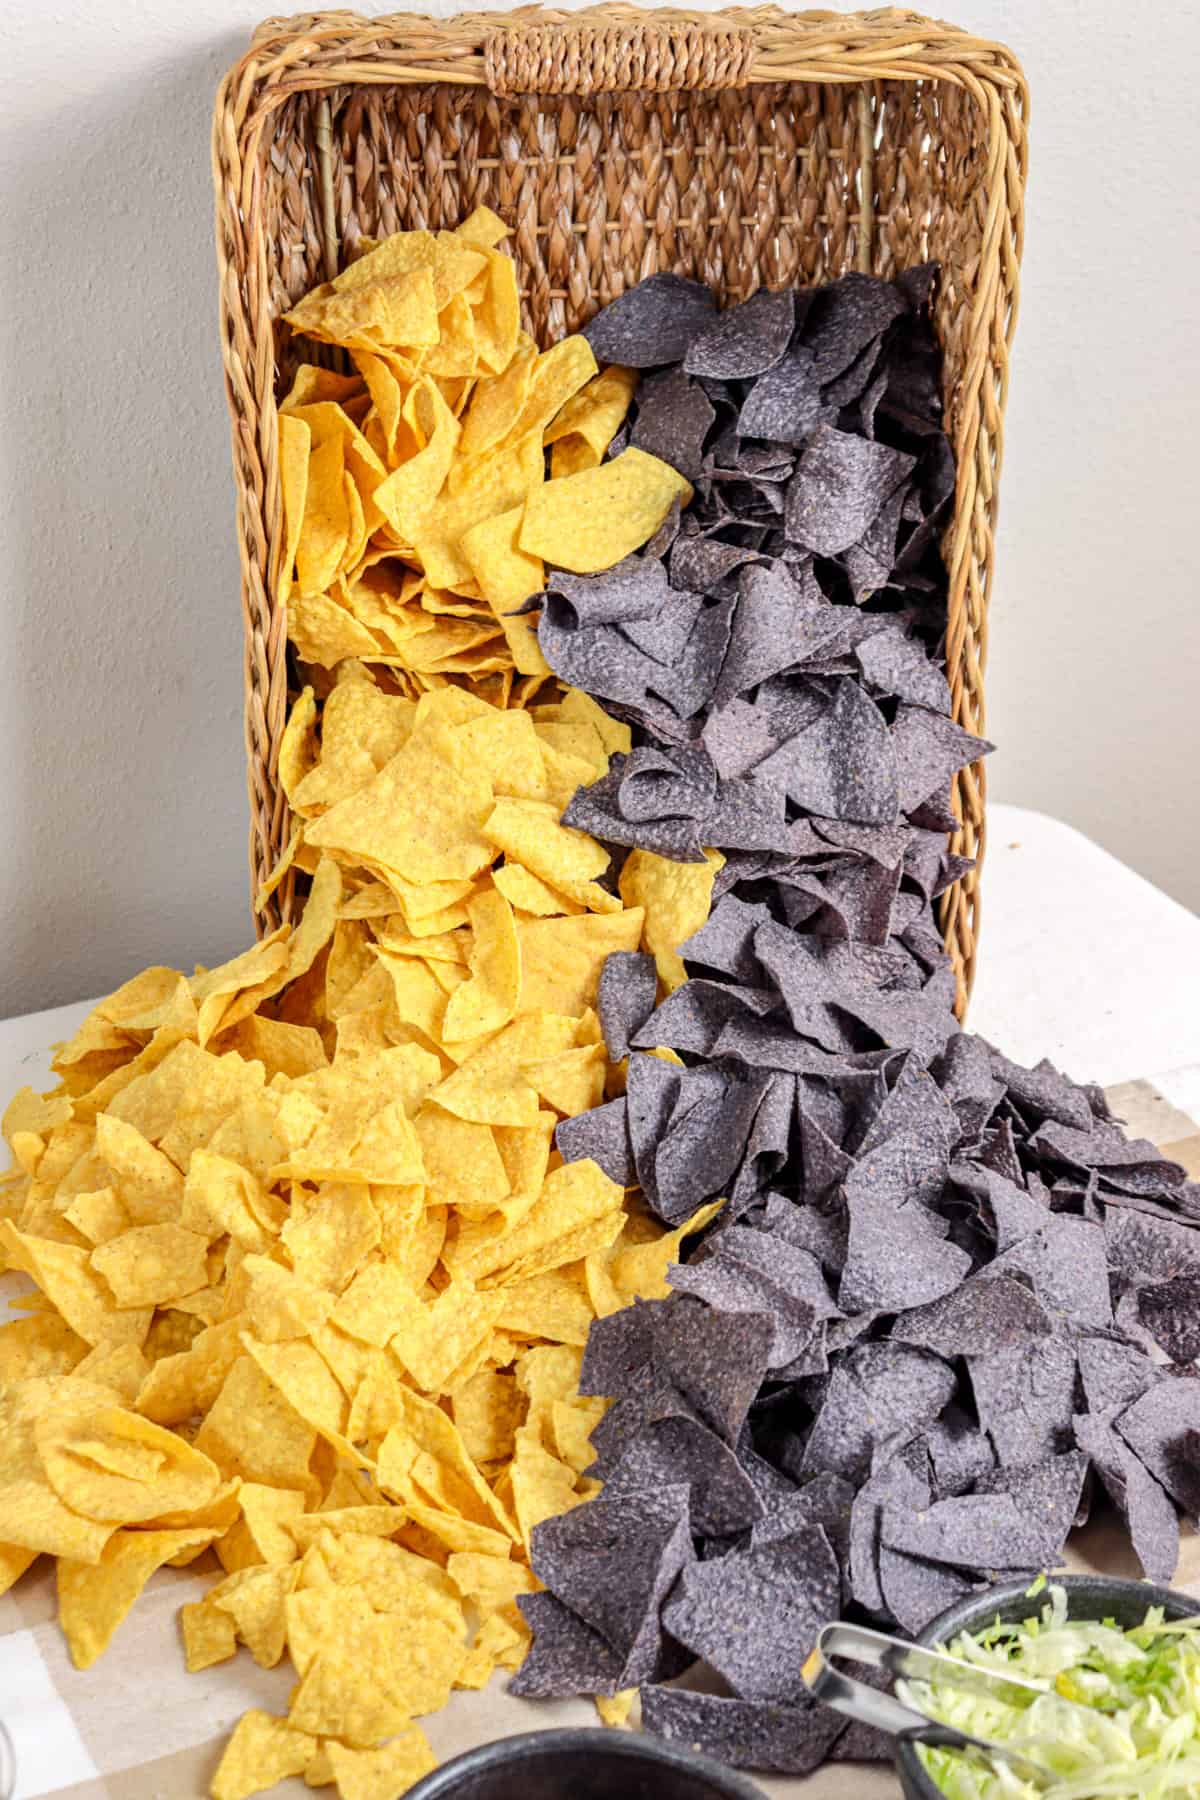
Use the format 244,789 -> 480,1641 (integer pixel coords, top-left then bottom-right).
483,20 -> 755,96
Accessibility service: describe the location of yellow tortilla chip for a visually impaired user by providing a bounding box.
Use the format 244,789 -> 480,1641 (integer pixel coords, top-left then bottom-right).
458,341 -> 536,460
544,363 -> 638,474
36,1392 -> 222,1524
525,1042 -> 606,1117
212,1561 -> 297,1667
519,448 -> 691,573
58,1526 -> 215,1668
195,1353 -> 317,1490
483,797 -> 617,913
0,1223 -> 152,1347
281,365 -> 366,413
306,711 -> 494,889
210,1710 -> 318,1800
455,205 -> 510,249
63,1186 -> 130,1246
288,590 -> 382,668
516,909 -> 645,1017
510,1428 -> 585,1553
471,248 -> 521,374
618,844 -> 725,991
91,1222 -> 210,1308
512,338 -> 598,442
491,860 -> 580,917
495,1264 -> 595,1347
325,1730 -> 437,1800
391,1279 -> 504,1394
441,886 -> 521,1042
276,410 -> 312,602
180,1595 -> 238,1671
413,1107 -> 510,1217
373,378 -> 461,543
0,1313 -> 87,1383
286,263 -> 440,354
596,1687 -> 637,1728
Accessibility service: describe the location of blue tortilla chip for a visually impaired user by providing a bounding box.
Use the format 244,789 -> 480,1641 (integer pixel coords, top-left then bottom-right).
662,1523 -> 839,1701
684,287 -> 796,381
584,273 -> 718,366
641,1685 -> 846,1775
597,950 -> 659,1062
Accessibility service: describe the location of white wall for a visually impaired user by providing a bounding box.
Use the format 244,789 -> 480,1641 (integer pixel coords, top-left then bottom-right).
1,0 -> 1197,1018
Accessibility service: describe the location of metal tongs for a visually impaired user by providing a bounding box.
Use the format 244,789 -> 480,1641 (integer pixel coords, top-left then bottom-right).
803,1622 -> 1080,1784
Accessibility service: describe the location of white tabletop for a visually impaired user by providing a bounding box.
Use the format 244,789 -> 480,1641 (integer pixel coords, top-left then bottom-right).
968,805 -> 1200,1099
3,804 -> 1198,1103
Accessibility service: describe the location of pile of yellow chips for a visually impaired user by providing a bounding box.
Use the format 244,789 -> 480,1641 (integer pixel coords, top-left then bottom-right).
0,219 -> 725,1800
277,204 -> 689,693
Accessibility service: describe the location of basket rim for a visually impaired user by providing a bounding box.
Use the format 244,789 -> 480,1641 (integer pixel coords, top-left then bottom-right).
237,7 -> 1028,78
224,7 -> 1029,120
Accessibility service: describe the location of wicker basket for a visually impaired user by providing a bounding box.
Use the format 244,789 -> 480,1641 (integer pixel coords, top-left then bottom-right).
212,5 -> 1027,1013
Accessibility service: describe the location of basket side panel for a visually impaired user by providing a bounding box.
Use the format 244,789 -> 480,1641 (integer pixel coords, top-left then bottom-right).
270,80 -> 878,379
871,76 -> 1016,1000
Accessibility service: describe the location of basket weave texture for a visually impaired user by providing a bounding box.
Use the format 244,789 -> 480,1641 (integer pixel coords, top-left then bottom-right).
212,5 -> 1028,1012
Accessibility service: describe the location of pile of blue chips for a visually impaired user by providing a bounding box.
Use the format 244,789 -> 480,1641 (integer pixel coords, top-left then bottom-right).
509,268 -> 1200,1775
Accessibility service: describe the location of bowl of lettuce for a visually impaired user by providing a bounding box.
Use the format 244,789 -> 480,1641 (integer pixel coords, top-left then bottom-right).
896,1573 -> 1200,1799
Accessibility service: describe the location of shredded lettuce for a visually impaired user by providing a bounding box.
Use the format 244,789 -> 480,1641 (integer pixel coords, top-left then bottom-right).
906,1587 -> 1200,1798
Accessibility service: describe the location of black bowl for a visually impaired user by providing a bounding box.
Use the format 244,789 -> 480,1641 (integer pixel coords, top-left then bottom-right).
895,1573 -> 1200,1799
405,1727 -> 766,1800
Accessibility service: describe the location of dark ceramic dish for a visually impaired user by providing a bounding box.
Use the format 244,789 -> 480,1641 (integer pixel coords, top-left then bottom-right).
895,1572 -> 1200,1798
405,1727 -> 766,1800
